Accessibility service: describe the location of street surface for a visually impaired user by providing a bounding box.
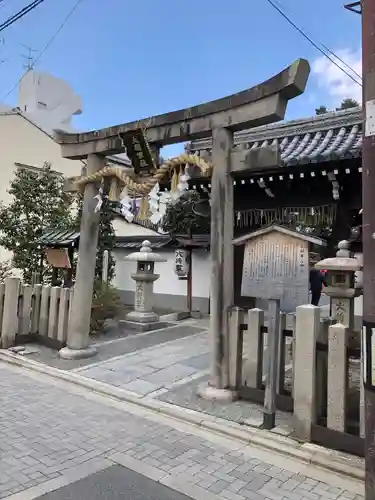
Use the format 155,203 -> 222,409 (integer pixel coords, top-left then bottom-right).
0,361 -> 363,500
37,465 -> 192,500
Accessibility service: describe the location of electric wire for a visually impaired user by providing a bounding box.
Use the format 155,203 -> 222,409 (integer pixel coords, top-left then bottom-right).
265,0 -> 362,87
2,0 -> 84,101
0,0 -> 46,34
273,0 -> 362,80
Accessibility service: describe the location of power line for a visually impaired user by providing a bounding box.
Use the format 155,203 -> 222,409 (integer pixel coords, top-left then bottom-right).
317,40 -> 362,81
2,0 -> 85,101
265,0 -> 362,87
267,0 -> 362,84
272,0 -> 361,80
0,0 -> 46,34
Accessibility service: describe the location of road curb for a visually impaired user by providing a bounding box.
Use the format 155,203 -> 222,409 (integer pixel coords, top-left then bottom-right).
0,350 -> 364,483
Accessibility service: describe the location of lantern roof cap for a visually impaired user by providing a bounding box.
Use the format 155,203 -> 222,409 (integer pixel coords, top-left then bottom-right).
124,240 -> 166,263
315,240 -> 360,272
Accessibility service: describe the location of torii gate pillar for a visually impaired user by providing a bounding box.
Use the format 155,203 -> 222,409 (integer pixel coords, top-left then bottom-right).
60,154 -> 105,359
207,128 -> 234,393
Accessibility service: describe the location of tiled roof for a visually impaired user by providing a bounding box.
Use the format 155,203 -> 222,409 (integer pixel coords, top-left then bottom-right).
115,235 -> 171,249
188,108 -> 363,167
37,229 -> 80,247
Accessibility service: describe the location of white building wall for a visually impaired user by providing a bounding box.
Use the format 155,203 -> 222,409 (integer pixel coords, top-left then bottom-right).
0,113 -> 82,207
191,250 -> 211,298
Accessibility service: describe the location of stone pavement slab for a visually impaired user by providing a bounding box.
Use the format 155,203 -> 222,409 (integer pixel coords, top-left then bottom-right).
36,464 -> 191,500
73,331 -> 210,397
0,362 -> 363,500
72,329 -> 291,427
20,324 -> 206,371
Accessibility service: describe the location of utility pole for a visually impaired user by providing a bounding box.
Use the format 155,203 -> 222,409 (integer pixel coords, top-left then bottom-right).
361,0 -> 375,497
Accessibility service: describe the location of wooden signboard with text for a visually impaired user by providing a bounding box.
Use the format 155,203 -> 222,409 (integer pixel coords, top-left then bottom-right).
120,129 -> 156,175
241,231 -> 309,313
45,248 -> 72,269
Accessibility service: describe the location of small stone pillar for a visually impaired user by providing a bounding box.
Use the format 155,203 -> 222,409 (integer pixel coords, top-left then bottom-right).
243,308 -> 264,389
315,240 -> 361,330
327,323 -> 349,432
123,240 -> 166,331
293,304 -> 320,441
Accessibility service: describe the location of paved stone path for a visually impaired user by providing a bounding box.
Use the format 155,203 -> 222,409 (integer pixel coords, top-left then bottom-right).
0,362 -> 363,500
73,330 -> 211,397
23,323 -> 206,371
71,328 -> 291,427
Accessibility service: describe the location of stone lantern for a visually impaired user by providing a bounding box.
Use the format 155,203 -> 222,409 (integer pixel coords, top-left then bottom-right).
315,240 -> 361,330
124,240 -> 166,331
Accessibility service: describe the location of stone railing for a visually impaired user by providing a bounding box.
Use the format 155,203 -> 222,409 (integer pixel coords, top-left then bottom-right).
293,305 -> 363,456
0,277 -> 73,350
231,304 -> 364,457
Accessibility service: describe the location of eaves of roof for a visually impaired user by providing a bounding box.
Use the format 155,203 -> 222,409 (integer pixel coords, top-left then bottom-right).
37,228 -> 80,247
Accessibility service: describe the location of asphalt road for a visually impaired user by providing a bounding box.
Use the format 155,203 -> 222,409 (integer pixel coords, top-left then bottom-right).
36,465 -> 192,500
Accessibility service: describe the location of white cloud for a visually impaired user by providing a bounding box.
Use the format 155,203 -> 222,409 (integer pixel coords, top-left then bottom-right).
312,48 -> 362,106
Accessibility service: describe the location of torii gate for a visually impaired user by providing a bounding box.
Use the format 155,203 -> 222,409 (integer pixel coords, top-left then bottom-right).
55,59 -> 310,399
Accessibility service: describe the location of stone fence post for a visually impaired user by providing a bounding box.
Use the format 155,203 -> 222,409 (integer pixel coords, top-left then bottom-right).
327,323 -> 348,432
228,307 -> 243,391
1,277 -> 20,348
243,308 -> 264,389
277,311 -> 286,395
293,304 -> 320,441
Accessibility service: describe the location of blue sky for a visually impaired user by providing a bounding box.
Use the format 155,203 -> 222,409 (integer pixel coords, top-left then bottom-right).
0,0 -> 362,157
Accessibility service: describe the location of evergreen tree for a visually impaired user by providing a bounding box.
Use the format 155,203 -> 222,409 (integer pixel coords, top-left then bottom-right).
336,98 -> 359,110
95,197 -> 116,282
316,98 -> 360,116
162,191 -> 210,236
0,162 -> 73,283
315,105 -> 329,115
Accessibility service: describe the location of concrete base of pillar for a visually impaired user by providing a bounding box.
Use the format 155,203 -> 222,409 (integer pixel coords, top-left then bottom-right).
197,384 -> 238,402
126,310 -> 159,323
119,320 -> 170,333
59,345 -> 97,360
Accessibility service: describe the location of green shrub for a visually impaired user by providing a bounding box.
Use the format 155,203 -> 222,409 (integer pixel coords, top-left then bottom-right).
90,280 -> 122,333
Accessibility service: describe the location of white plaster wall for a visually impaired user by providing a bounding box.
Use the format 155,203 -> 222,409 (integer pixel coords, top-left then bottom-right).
0,113 -> 82,206
0,113 -> 83,262
113,248 -> 211,299
191,250 -> 211,298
